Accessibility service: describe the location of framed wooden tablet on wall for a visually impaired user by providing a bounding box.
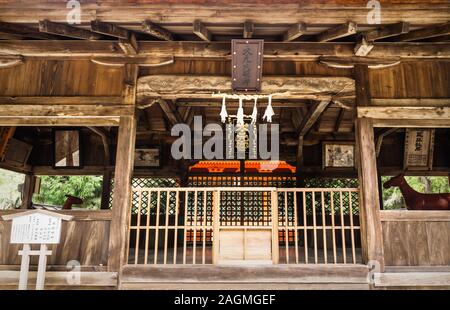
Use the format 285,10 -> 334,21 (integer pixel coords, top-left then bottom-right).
404,129 -> 434,170
322,142 -> 355,169
134,148 -> 160,167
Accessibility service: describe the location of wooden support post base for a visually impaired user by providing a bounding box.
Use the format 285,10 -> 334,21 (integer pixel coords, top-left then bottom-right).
18,244 -> 52,290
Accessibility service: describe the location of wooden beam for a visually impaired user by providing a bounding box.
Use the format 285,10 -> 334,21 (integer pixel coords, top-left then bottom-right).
0,96 -> 122,105
33,165 -> 114,176
355,118 -> 385,271
316,22 -> 357,42
0,4 -> 448,25
371,119 -> 450,128
354,64 -> 371,106
138,76 -> 354,101
283,23 -> 307,42
297,99 -> 331,137
374,272 -> 450,287
393,22 -> 450,42
365,22 -> 410,41
176,100 -> 311,108
371,98 -> 450,107
90,20 -> 129,39
380,210 -> 450,222
108,116 -> 137,272
0,118 -> 121,127
142,20 -> 174,41
0,105 -> 134,117
158,99 -> 183,126
193,19 -> 211,42
38,19 -> 103,40
1,41 -> 449,59
357,106 -> 450,120
0,271 -> 117,287
243,20 -> 254,39
0,22 -> 60,40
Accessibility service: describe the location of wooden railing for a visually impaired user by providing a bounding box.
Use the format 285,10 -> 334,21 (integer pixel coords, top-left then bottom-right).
277,188 -> 361,264
127,187 -> 361,265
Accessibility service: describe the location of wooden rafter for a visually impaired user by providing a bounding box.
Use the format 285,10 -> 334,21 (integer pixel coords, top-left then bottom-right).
316,21 -> 357,42
243,20 -> 254,39
158,99 -> 183,126
91,20 -> 129,39
142,20 -> 174,41
283,23 -> 307,42
297,99 -> 331,137
0,22 -> 60,40
193,20 -> 211,41
364,22 -> 410,41
39,20 -> 104,40
393,22 -> 450,42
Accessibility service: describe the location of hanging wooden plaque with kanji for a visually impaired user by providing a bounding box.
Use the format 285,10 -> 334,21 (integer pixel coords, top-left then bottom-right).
231,39 -> 264,92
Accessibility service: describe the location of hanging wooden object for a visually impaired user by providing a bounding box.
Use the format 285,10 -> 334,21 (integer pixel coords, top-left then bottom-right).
231,39 -> 264,92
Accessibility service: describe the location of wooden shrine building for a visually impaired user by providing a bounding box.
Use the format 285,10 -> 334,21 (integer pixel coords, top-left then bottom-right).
0,0 -> 449,290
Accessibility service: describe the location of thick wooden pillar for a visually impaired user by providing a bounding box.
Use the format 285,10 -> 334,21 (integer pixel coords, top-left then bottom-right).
354,64 -> 385,271
20,173 -> 36,209
108,116 -> 136,272
355,118 -> 385,271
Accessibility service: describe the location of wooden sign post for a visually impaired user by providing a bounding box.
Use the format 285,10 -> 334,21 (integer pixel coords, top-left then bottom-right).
1,210 -> 73,290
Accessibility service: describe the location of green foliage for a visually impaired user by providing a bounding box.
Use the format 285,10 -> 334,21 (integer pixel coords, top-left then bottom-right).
381,176 -> 450,210
33,176 -> 103,210
0,168 -> 25,210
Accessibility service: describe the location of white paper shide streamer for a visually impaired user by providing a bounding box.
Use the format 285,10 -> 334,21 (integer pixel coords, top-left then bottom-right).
220,96 -> 228,123
236,97 -> 244,126
262,94 -> 274,122
215,94 -> 275,124
251,97 -> 258,124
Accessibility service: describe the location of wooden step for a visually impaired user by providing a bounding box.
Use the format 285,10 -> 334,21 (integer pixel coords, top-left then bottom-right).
120,264 -> 370,290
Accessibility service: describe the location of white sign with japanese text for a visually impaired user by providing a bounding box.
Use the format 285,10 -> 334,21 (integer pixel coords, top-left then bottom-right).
10,213 -> 62,244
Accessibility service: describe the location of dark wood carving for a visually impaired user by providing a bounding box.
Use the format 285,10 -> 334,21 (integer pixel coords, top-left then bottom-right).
231,39 -> 263,92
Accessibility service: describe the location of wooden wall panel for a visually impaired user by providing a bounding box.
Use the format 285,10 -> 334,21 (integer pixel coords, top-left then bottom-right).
382,219 -> 450,266
0,214 -> 111,267
0,60 -> 123,96
369,61 -> 450,99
